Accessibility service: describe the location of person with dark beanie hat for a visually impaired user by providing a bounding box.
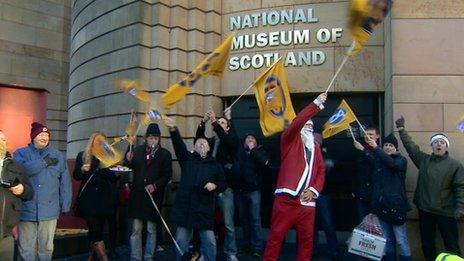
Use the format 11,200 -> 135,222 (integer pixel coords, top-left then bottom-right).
124,122 -> 172,260
13,122 -> 72,260
146,123 -> 161,137
355,132 -> 412,260
30,122 -> 50,141
234,131 -> 270,256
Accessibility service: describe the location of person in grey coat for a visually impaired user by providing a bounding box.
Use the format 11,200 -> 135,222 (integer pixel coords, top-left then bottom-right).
0,130 -> 33,260
13,122 -> 72,261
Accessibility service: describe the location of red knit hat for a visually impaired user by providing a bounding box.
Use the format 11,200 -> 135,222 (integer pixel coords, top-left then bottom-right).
30,122 -> 50,141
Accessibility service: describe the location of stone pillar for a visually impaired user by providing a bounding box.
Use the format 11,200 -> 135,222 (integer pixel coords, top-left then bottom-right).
68,1 -> 223,184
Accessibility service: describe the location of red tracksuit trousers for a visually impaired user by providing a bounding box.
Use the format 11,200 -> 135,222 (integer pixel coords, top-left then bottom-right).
263,194 -> 316,261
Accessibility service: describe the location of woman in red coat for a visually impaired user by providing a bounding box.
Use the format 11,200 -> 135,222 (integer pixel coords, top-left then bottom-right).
263,93 -> 327,261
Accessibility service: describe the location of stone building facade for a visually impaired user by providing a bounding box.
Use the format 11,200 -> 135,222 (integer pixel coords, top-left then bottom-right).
1,0 -> 463,255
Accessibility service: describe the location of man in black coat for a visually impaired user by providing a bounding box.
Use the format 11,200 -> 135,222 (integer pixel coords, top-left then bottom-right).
125,123 -> 173,261
234,132 -> 270,256
162,116 -> 226,261
0,130 -> 33,260
353,125 -> 380,221
196,108 -> 240,261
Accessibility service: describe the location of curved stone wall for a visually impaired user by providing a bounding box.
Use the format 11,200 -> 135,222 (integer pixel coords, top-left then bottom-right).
68,0 -> 223,161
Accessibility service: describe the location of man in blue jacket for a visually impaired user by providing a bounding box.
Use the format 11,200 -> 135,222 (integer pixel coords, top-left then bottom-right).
13,122 -> 72,260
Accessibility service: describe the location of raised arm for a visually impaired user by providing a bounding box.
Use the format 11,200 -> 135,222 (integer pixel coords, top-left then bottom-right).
281,93 -> 326,144
395,117 -> 428,168
163,116 -> 189,166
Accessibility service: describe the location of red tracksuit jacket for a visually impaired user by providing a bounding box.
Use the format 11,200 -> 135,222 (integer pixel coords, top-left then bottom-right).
274,102 -> 325,207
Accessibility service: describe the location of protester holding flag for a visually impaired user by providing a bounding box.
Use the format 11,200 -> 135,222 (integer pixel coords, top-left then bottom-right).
263,93 -> 327,261
352,125 -> 380,221
14,122 -> 72,261
354,133 -> 412,261
162,116 -> 226,261
395,117 -> 464,261
195,109 -> 240,261
125,123 -> 173,261
73,132 -> 119,261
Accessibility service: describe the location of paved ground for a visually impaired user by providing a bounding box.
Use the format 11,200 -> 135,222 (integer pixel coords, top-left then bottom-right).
54,242 -> 363,260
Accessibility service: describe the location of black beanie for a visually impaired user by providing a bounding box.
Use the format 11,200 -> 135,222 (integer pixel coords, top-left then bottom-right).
145,123 -> 160,137
383,133 -> 398,149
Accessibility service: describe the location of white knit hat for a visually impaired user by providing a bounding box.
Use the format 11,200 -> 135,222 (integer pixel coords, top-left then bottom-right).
430,133 -> 450,148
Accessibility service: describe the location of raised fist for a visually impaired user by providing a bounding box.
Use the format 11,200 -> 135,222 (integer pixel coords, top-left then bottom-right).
395,116 -> 405,129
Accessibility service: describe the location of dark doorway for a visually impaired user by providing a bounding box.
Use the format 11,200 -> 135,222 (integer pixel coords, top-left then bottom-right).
225,93 -> 382,231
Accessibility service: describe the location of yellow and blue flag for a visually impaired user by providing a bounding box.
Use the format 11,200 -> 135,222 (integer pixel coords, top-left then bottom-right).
117,79 -> 151,102
322,99 -> 357,139
161,34 -> 235,108
253,59 -> 296,137
347,0 -> 393,56
142,108 -> 162,125
92,140 -> 123,168
457,115 -> 464,133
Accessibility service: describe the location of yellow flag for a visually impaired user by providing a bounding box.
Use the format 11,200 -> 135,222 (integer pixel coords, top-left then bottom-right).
253,58 -> 296,137
161,34 -> 235,108
322,99 -> 357,139
117,79 -> 150,102
347,0 -> 392,56
92,141 -> 123,168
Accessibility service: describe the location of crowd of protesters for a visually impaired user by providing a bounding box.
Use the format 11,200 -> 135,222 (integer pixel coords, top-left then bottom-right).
0,93 -> 463,261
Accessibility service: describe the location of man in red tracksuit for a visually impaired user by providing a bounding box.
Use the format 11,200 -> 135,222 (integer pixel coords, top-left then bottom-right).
263,93 -> 327,261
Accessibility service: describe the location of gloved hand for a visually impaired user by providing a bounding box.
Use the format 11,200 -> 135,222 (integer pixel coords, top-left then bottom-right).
395,116 -> 405,129
44,155 -> 58,167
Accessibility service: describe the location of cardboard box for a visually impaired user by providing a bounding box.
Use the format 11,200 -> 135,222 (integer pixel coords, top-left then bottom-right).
348,228 -> 387,260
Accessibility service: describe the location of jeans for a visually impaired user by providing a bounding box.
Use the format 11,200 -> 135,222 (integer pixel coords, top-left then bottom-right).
175,227 -> 216,261
315,194 -> 339,255
18,219 -> 57,261
130,218 -> 156,261
217,188 -> 237,256
0,236 -> 14,261
235,190 -> 262,251
418,210 -> 461,261
378,218 -> 411,260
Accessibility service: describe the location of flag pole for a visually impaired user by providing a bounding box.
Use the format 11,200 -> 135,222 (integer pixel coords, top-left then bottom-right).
354,117 -> 369,137
226,83 -> 254,111
226,57 -> 283,112
324,55 -> 349,94
348,125 -> 356,142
